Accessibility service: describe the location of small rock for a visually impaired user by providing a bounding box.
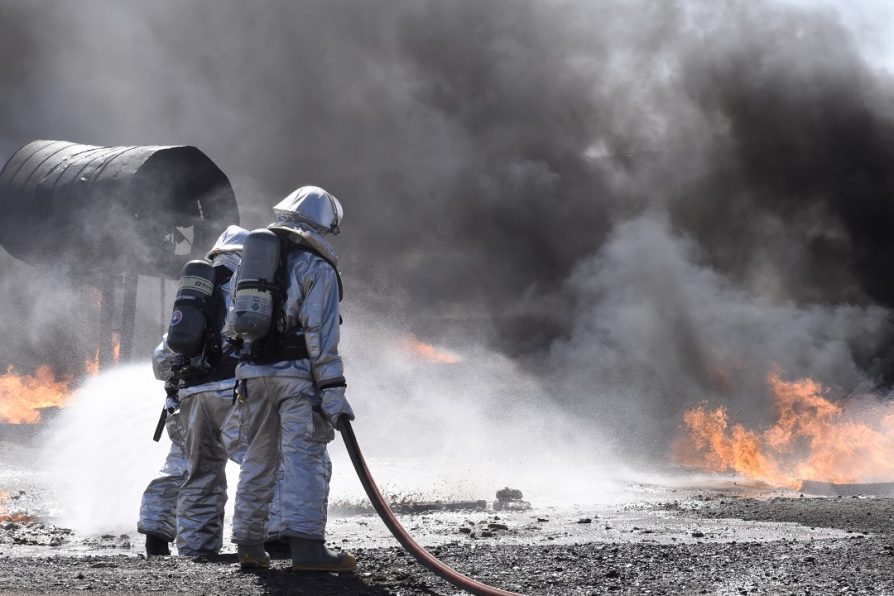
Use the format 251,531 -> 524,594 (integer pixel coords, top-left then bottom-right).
605,569 -> 620,579
577,518 -> 592,524
691,531 -> 705,538
458,527 -> 472,534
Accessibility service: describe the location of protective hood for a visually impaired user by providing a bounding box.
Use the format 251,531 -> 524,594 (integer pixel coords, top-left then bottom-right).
207,225 -> 249,258
207,224 -> 248,273
267,221 -> 339,267
272,186 -> 343,235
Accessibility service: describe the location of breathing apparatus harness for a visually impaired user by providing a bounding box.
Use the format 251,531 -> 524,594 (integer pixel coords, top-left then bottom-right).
180,271 -> 239,385
236,232 -> 343,366
235,236 -> 303,364
152,262 -> 239,442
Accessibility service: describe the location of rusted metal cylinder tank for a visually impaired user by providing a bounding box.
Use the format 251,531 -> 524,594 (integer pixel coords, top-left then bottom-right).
0,140 -> 239,278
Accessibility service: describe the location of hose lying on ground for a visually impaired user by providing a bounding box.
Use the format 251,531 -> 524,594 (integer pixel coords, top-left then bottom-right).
340,418 -> 524,596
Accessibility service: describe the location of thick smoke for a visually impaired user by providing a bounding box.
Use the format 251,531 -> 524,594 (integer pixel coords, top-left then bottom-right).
3,0 -> 894,461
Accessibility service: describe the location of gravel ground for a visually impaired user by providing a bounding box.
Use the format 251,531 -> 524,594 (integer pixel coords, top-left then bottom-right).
2,491 -> 894,595
3,431 -> 893,595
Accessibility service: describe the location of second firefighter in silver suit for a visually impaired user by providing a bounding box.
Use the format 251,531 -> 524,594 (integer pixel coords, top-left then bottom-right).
141,225 -> 248,557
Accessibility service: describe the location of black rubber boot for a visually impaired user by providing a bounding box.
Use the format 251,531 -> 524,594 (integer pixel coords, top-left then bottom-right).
290,537 -> 356,572
145,534 -> 171,556
264,537 -> 292,560
237,543 -> 271,569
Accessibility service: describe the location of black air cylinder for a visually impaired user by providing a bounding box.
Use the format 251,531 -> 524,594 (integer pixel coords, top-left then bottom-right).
167,259 -> 215,356
233,229 -> 282,343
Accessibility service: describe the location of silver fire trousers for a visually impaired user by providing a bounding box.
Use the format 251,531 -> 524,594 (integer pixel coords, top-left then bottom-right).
229,376 -> 334,545
137,388 -> 233,555
175,388 -> 233,555
137,410 -> 186,542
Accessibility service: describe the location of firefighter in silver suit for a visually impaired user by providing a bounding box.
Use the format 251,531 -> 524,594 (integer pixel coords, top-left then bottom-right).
138,225 -> 248,557
228,186 -> 355,571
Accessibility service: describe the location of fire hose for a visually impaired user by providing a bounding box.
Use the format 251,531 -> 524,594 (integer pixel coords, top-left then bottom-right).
339,418 -> 523,596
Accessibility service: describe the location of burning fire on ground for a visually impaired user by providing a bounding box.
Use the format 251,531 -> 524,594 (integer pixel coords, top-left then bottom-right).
0,366 -> 72,424
111,332 -> 121,363
400,334 -> 462,364
675,371 -> 894,489
85,350 -> 100,377
0,490 -> 35,524
1,340 -> 114,424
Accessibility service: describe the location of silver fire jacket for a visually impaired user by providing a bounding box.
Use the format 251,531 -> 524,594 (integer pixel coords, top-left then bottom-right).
235,223 -> 345,390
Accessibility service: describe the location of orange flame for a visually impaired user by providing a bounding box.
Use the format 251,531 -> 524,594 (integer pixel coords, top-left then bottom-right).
400,334 -> 461,364
85,349 -> 100,377
0,490 -> 36,523
674,371 -> 894,489
112,332 -> 121,364
0,366 -> 71,424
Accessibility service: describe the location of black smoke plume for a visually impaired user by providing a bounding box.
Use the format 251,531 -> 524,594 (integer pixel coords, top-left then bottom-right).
2,0 -> 894,456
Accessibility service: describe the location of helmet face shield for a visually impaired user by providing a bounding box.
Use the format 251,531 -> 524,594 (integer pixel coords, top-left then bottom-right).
330,195 -> 344,234
273,186 -> 343,234
211,251 -> 241,273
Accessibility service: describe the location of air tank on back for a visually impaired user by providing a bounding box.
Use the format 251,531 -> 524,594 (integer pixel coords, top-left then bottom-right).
232,229 -> 282,342
167,259 -> 216,357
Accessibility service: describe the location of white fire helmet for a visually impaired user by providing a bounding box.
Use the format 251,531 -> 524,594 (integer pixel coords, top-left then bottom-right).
272,186 -> 343,235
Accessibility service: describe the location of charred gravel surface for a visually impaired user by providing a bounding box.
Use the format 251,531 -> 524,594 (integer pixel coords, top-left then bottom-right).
694,494 -> 894,535
2,493 -> 894,594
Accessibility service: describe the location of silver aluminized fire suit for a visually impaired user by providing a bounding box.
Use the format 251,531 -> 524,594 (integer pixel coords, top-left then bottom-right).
137,390 -> 186,544
138,225 -> 247,556
229,220 -> 352,545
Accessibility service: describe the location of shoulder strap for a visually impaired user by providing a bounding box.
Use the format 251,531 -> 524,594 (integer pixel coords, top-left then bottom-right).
279,240 -> 344,302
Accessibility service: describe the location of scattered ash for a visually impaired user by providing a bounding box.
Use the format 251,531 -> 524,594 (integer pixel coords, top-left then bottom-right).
80,533 -> 132,550
0,519 -> 72,547
0,491 -> 893,593
330,497 -> 487,516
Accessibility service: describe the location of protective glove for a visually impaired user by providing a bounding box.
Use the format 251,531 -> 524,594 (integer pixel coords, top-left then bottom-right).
320,385 -> 354,430
163,380 -> 180,412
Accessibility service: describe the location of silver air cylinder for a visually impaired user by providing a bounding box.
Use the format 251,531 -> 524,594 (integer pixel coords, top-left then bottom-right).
167,259 -> 215,356
232,228 -> 281,342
